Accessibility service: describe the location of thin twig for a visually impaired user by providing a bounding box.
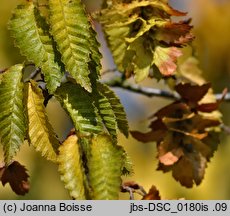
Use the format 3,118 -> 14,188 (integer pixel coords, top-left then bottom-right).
104,77 -> 180,100
104,76 -> 230,102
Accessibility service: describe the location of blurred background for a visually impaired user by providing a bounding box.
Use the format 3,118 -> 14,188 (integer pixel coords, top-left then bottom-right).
1,0 -> 230,199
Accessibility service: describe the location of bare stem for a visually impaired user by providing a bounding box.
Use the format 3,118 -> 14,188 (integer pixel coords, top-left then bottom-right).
104,76 -> 230,102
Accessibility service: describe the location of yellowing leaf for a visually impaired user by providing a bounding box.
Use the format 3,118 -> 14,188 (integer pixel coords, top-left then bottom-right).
88,134 -> 123,199
153,46 -> 182,76
26,81 -> 59,162
58,135 -> 86,199
97,0 -> 193,81
0,65 -> 26,165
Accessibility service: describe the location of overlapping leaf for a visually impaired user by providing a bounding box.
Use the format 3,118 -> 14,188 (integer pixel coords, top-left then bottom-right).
131,83 -> 221,187
58,135 -> 86,199
0,65 -> 26,164
88,134 -> 124,199
25,81 -> 59,162
55,82 -> 103,136
97,83 -> 129,137
97,0 -> 193,82
8,2 -> 63,93
49,0 -> 101,92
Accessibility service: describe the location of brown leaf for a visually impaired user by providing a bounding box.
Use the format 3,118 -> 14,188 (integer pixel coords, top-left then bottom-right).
172,153 -> 207,188
154,102 -> 190,119
131,130 -> 166,143
0,161 -> 30,195
142,185 -> 161,200
175,83 -> 211,103
156,21 -> 194,46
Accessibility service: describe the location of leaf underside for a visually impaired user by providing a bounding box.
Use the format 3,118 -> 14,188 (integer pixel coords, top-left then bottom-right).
25,80 -> 59,162
0,64 -> 26,164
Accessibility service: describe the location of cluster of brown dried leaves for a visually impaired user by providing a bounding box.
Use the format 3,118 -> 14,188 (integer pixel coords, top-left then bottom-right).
131,83 -> 223,188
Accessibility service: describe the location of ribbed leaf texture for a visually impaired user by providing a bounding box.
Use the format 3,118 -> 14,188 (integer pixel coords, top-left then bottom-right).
25,81 -> 59,162
88,134 -> 123,199
58,135 -> 86,199
0,64 -> 26,164
94,89 -> 118,141
8,2 -> 62,93
55,82 -> 103,136
49,0 -> 101,92
97,83 -> 129,137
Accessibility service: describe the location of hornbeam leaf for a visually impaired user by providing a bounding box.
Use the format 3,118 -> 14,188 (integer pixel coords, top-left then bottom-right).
97,83 -> 129,137
0,64 -> 26,165
25,81 -> 59,162
55,82 -> 103,136
88,134 -> 123,199
58,135 -> 86,199
94,90 -> 118,141
49,0 -> 101,92
8,2 -> 63,93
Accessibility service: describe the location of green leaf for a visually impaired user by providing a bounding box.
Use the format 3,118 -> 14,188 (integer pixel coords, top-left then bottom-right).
25,81 -> 59,162
97,83 -> 129,137
49,0 -> 101,92
88,134 -> 123,199
94,90 -> 118,141
55,82 -> 103,136
0,64 -> 26,165
58,134 -> 86,199
8,2 -> 63,93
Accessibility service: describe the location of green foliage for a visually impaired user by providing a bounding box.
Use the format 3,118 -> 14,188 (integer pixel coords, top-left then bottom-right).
88,134 -> 124,199
8,2 -> 63,93
25,80 -> 59,162
97,83 -> 129,137
0,64 -> 26,165
49,0 -> 101,92
55,82 -> 103,136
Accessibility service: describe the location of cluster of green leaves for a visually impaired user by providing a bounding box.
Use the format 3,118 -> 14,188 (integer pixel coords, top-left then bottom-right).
0,0 -> 130,199
97,0 -> 193,82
